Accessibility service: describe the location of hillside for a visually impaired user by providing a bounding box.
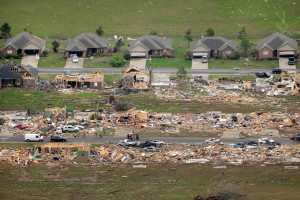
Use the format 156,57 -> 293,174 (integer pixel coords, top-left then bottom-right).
0,0 -> 299,39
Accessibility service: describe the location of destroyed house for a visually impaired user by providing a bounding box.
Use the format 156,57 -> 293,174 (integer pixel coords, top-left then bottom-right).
257,33 -> 298,60
129,35 -> 173,58
121,67 -> 149,89
190,37 -> 237,58
55,71 -> 104,89
2,31 -> 45,57
65,33 -> 110,57
0,63 -> 38,88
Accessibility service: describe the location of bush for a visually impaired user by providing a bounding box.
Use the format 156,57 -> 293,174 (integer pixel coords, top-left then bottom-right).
231,53 -> 241,60
12,55 -> 20,59
18,53 -> 24,58
42,50 -> 48,55
123,53 -> 131,60
111,56 -> 124,67
215,55 -> 220,59
5,53 -> 12,59
87,52 -> 92,57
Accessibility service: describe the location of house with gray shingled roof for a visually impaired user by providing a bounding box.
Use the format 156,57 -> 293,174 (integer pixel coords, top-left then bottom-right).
0,63 -> 39,88
2,32 -> 45,57
257,32 -> 298,60
65,33 -> 110,58
190,37 -> 236,59
128,35 -> 173,58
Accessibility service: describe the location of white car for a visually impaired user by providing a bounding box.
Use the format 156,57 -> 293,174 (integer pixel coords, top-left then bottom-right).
56,127 -> 62,134
74,125 -> 85,130
148,140 -> 164,146
24,134 -> 43,142
204,138 -> 220,143
62,125 -> 79,132
201,56 -> 208,63
258,138 -> 274,144
72,54 -> 79,63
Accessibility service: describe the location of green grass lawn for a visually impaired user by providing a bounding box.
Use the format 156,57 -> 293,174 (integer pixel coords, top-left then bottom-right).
209,59 -> 279,69
0,164 -> 299,199
0,0 -> 299,39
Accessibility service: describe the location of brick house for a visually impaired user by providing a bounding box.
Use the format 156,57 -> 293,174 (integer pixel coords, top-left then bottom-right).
190,37 -> 237,59
257,33 -> 298,60
0,63 -> 38,88
65,33 -> 110,58
121,67 -> 149,89
55,71 -> 104,90
128,35 -> 173,58
2,31 -> 45,57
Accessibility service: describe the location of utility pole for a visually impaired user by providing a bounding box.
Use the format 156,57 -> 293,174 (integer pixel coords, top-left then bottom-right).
148,55 -> 153,89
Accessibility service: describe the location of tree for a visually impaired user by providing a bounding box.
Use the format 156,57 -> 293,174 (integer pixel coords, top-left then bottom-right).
52,41 -> 60,52
150,30 -> 158,35
1,22 -> 11,41
185,28 -> 193,47
111,56 -> 124,67
205,27 -> 215,36
238,27 -> 247,39
95,26 -> 104,36
115,39 -> 124,51
176,66 -> 187,80
240,37 -> 252,57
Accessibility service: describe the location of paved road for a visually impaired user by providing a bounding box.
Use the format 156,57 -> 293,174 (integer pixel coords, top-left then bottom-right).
1,136 -> 299,145
39,68 -> 300,74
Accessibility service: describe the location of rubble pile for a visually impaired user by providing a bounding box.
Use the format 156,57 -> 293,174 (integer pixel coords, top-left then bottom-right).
1,143 -> 300,166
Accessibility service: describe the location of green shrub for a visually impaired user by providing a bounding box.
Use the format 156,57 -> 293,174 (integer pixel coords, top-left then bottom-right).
87,52 -> 92,57
18,53 -> 24,58
111,56 -> 124,67
42,50 -> 48,55
215,55 -> 220,59
12,55 -> 20,59
231,53 -> 241,60
5,53 -> 12,59
123,53 -> 131,60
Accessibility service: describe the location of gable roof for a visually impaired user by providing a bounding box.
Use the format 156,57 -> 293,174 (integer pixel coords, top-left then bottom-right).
129,35 -> 172,51
0,63 -> 39,79
257,32 -> 298,51
190,37 -> 236,51
3,31 -> 45,50
65,33 -> 110,51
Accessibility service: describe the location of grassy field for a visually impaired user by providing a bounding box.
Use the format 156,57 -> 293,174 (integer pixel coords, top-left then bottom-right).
0,0 -> 299,39
0,164 -> 299,199
209,59 -> 279,69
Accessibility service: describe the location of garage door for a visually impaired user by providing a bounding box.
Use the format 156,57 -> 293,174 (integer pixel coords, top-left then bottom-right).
24,50 -> 39,55
130,52 -> 146,58
193,52 -> 208,58
279,51 -> 294,57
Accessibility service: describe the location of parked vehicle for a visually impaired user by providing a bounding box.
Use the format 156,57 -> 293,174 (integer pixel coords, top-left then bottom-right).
24,134 -> 43,142
194,76 -> 203,82
246,140 -> 258,146
72,54 -> 79,63
143,146 -> 158,152
62,125 -> 79,132
290,134 -> 300,141
288,57 -> 295,65
205,138 -> 220,143
148,140 -> 164,146
16,124 -> 27,130
201,56 -> 208,63
74,125 -> 85,130
118,139 -> 140,147
255,72 -> 271,78
258,138 -> 274,144
50,135 -> 67,142
272,68 -> 282,74
56,127 -> 62,134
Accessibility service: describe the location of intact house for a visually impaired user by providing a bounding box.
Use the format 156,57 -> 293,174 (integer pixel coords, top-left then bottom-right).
128,35 -> 173,58
55,70 -> 104,90
2,31 -> 45,57
65,33 -> 110,58
257,33 -> 298,60
190,37 -> 237,59
0,63 -> 38,88
121,67 -> 149,89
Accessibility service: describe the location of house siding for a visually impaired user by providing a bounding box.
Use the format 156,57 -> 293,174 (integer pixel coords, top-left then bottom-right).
258,47 -> 273,60
219,47 -> 236,58
89,82 -> 103,90
23,78 -> 37,88
2,46 -> 18,56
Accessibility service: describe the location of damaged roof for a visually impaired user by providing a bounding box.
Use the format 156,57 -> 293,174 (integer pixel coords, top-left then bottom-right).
257,32 -> 298,51
3,31 -> 45,50
0,63 -> 39,79
129,35 -> 172,51
65,33 -> 110,51
190,37 -> 237,51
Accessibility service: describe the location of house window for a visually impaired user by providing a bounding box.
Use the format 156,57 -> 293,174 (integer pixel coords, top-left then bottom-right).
94,82 -> 98,87
263,51 -> 269,57
7,50 -> 12,54
164,49 -> 166,53
27,79 -> 31,84
100,48 -> 104,53
226,51 -> 232,57
155,50 -> 158,54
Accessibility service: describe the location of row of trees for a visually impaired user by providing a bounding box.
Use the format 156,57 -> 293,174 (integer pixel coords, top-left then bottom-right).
184,27 -> 253,57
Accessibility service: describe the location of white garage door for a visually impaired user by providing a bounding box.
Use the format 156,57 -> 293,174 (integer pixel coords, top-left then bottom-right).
131,52 -> 146,58
279,51 -> 294,56
193,52 -> 208,57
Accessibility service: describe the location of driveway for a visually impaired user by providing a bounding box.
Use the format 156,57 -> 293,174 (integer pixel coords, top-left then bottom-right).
64,58 -> 84,68
279,57 -> 296,70
129,58 -> 146,69
191,59 -> 208,69
21,55 -> 39,68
